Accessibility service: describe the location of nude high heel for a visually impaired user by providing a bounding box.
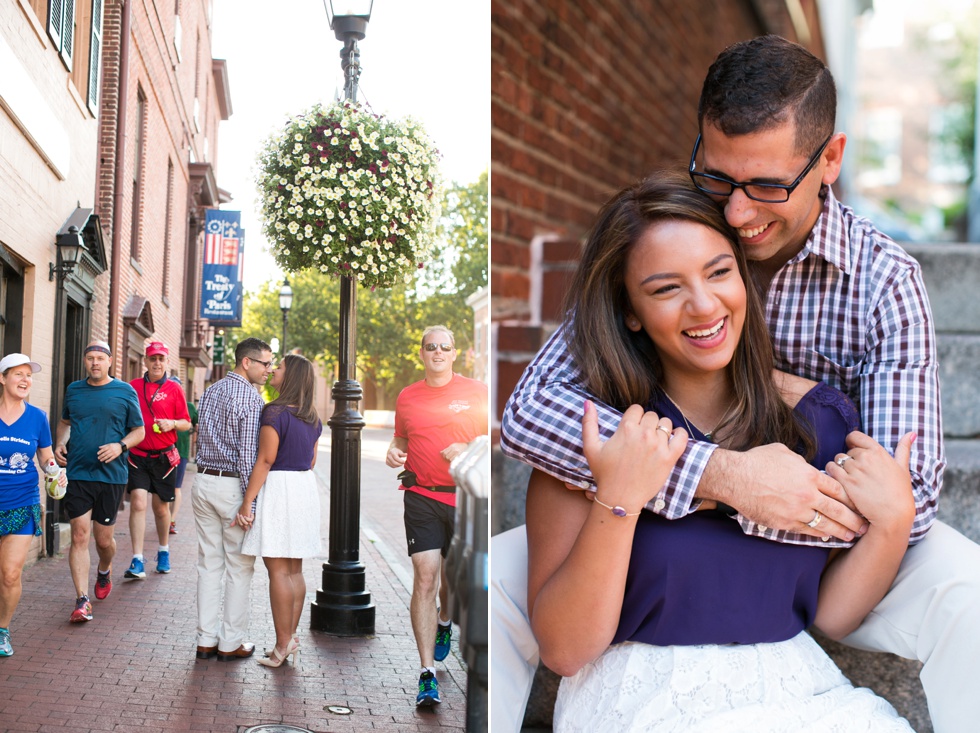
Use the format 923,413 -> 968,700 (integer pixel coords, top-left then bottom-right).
257,638 -> 300,668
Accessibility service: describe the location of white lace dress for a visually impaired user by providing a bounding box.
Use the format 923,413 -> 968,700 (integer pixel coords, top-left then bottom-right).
554,632 -> 914,732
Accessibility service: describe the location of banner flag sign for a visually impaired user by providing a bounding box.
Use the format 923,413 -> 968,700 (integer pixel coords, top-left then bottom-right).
200,210 -> 244,326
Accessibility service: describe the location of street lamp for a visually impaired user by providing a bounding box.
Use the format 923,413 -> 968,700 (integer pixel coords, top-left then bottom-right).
322,1 -> 373,102
310,0 -> 376,637
279,277 -> 293,355
49,226 -> 88,281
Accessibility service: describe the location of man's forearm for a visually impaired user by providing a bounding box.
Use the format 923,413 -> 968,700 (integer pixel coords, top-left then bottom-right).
122,426 -> 145,449
55,421 -> 70,449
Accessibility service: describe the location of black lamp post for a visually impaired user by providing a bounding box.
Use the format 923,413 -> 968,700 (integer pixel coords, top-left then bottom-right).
279,277 -> 293,355
310,0 -> 376,636
47,226 -> 88,555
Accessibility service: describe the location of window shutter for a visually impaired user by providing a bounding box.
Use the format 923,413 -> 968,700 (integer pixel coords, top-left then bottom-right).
60,0 -> 75,68
47,0 -> 64,50
47,0 -> 75,69
87,0 -> 103,112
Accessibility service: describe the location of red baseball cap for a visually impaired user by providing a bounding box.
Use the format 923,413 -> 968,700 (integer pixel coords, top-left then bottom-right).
145,341 -> 169,357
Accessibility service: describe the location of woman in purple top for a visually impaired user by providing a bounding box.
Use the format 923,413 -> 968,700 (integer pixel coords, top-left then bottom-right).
526,174 -> 916,730
237,354 -> 323,668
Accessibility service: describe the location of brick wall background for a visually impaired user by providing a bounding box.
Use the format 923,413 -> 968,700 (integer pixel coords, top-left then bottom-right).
491,0 -> 825,428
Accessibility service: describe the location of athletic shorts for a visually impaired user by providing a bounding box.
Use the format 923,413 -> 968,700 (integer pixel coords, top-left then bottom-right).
126,452 -> 177,502
0,504 -> 42,537
174,457 -> 188,489
64,480 -> 126,525
403,489 -> 455,557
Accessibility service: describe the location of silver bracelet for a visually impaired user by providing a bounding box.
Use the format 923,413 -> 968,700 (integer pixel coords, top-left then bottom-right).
592,496 -> 641,518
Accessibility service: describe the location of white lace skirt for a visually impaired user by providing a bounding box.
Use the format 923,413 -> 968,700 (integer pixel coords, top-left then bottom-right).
554,631 -> 914,733
240,470 -> 322,559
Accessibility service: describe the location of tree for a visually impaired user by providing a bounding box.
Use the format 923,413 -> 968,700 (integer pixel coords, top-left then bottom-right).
434,170 -> 489,295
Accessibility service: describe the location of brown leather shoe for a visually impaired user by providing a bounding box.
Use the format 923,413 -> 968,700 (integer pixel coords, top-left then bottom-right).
195,645 -> 217,660
216,643 -> 255,661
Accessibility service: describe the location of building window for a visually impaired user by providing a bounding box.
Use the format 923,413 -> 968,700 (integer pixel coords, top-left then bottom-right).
131,87 -> 147,263
163,159 -> 174,300
928,104 -> 970,184
0,257 -> 25,356
856,108 -> 903,189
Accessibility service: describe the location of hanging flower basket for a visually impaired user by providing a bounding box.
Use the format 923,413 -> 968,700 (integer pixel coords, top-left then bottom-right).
256,101 -> 441,288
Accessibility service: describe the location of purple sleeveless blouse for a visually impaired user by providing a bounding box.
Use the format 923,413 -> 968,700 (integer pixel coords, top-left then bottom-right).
611,382 -> 861,647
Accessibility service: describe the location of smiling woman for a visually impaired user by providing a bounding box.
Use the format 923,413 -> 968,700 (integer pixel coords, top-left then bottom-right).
0,353 -> 63,657
518,172 -> 914,731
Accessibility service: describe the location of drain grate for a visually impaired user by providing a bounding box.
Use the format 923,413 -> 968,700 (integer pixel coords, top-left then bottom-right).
242,726 -> 316,733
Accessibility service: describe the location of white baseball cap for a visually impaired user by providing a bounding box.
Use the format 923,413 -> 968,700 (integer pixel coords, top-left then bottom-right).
0,353 -> 42,374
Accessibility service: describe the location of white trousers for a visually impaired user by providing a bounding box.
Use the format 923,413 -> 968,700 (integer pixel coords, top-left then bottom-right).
490,521 -> 980,733
193,472 -> 256,652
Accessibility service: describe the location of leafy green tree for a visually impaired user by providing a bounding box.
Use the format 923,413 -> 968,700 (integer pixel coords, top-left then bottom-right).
432,170 -> 489,295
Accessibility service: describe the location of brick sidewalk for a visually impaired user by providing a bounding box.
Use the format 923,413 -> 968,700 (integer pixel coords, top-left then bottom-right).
0,450 -> 469,732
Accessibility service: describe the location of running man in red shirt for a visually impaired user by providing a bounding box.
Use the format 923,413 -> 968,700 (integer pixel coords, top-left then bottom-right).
386,325 -> 488,708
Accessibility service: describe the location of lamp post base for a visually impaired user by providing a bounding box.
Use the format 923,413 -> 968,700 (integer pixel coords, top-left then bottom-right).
310,561 -> 376,636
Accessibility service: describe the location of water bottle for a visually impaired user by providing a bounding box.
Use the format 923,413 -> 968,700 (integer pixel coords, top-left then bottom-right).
44,458 -> 65,500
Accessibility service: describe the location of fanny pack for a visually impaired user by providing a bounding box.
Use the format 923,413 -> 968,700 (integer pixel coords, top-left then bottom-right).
398,469 -> 455,493
136,445 -> 181,468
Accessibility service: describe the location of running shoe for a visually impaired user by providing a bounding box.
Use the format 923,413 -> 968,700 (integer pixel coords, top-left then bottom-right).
434,623 -> 452,662
0,627 -> 12,656
70,596 -> 93,623
156,550 -> 171,574
416,670 -> 441,707
124,557 -> 146,579
94,571 -> 112,600
169,521 -> 178,535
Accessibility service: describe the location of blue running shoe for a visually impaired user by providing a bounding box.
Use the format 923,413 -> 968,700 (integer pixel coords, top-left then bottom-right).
124,557 -> 146,579
434,623 -> 452,662
416,670 -> 441,706
156,550 -> 171,574
0,627 -> 12,656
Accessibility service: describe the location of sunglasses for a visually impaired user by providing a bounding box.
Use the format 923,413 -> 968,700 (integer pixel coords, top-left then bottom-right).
422,343 -> 454,352
248,357 -> 274,368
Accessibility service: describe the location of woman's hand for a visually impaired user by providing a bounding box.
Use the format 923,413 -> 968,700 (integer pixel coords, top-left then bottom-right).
582,401 -> 688,514
825,431 -> 916,533
232,503 -> 254,530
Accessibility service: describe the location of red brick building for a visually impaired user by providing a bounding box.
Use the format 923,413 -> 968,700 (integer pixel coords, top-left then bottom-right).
96,0 -> 230,401
490,0 -> 828,525
0,0 -> 231,559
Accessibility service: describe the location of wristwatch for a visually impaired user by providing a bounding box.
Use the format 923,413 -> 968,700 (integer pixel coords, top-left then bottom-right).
118,442 -> 128,453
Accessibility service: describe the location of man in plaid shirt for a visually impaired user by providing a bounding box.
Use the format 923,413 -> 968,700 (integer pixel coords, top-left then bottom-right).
494,36 -> 980,733
193,337 -> 274,662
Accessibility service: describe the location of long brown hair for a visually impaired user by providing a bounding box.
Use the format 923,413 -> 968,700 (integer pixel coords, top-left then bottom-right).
266,354 -> 319,425
564,171 -> 814,457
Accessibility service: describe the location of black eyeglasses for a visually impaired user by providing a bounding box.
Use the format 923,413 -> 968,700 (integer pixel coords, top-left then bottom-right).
248,357 -> 273,368
422,343 -> 454,352
689,133 -> 832,203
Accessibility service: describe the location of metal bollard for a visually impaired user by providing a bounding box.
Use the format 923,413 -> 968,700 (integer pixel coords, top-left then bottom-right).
447,435 -> 489,733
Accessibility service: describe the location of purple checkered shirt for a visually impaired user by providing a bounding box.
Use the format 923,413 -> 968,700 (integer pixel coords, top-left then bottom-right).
500,187 -> 944,548
195,371 -> 264,495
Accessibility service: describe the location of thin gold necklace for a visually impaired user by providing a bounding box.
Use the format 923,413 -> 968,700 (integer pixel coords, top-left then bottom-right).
661,389 -> 734,440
